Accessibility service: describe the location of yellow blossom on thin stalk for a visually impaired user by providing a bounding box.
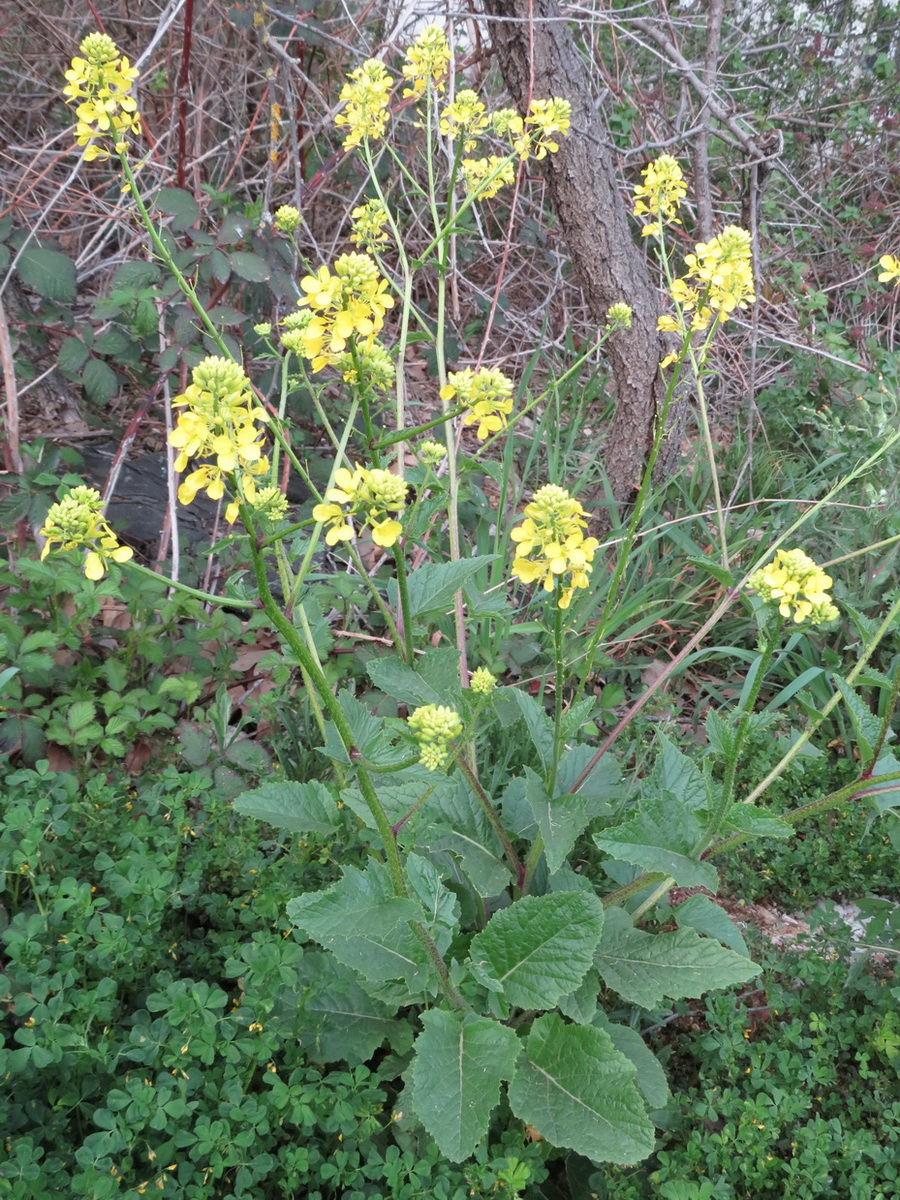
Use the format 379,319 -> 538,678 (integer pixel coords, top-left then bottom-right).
440,90 -> 490,151
525,98 -> 571,159
350,198 -> 390,251
407,705 -> 463,771
402,24 -> 451,98
440,367 -> 515,439
63,33 -> 141,161
632,154 -> 687,237
460,156 -> 516,200
746,548 -> 839,626
312,464 -> 407,548
510,484 -> 599,610
334,59 -> 393,150
40,485 -> 133,580
168,357 -> 270,521
877,254 -> 900,285
295,253 -> 395,373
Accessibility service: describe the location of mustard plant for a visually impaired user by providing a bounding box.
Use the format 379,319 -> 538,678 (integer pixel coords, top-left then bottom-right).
36,30 -> 900,1173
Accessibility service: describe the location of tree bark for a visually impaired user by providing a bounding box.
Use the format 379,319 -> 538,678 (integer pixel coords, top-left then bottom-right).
482,0 -> 670,529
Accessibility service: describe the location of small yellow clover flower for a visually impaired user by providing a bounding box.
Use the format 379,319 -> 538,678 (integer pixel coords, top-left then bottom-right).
407,705 -> 463,771
510,484 -> 599,609
63,33 -> 141,161
313,465 -> 407,548
632,154 -> 687,237
40,485 -> 133,580
746,549 -> 839,626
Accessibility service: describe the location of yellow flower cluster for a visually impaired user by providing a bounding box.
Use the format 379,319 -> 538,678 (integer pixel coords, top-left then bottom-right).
524,99 -> 572,159
407,704 -> 463,771
877,254 -> 900,285
334,59 -> 393,150
334,339 -> 395,392
63,33 -> 141,161
632,155 -> 687,238
440,90 -> 489,151
747,548 -> 839,626
274,205 -> 302,233
168,357 -> 270,522
350,198 -> 390,251
40,485 -> 133,580
295,254 -> 395,372
313,465 -> 406,548
402,24 -> 451,98
657,226 -> 756,362
440,367 -> 514,438
459,155 -> 516,200
510,484 -> 599,609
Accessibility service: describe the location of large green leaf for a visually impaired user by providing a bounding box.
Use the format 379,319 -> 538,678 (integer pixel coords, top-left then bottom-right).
555,745 -> 621,806
468,891 -> 604,1010
228,250 -> 272,282
672,893 -> 749,958
156,186 -> 201,230
592,1012 -> 670,1109
424,776 -> 511,896
595,908 -> 758,1009
322,689 -> 408,768
507,1014 -> 654,1164
833,673 -> 881,761
396,555 -> 496,619
651,731 -> 707,810
499,687 -> 554,770
367,648 -> 462,708
16,245 -> 76,302
287,863 -> 431,989
233,780 -> 340,834
289,951 -> 406,1063
524,767 -> 593,875
406,852 -> 460,954
594,793 -> 717,890
410,1010 -> 520,1161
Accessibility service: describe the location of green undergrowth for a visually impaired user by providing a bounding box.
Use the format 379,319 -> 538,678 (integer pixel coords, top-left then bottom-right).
595,935 -> 900,1200
0,761 -> 547,1198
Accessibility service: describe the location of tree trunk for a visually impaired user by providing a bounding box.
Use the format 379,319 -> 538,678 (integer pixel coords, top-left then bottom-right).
482,0 -> 671,529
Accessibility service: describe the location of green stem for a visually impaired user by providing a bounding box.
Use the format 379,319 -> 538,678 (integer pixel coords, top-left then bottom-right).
120,154 -> 232,360
549,597 -> 565,796
345,541 -> 406,658
631,876 -> 675,923
455,751 -> 524,887
691,343 -> 729,569
124,560 -> 256,610
705,618 -> 785,842
393,543 -> 415,664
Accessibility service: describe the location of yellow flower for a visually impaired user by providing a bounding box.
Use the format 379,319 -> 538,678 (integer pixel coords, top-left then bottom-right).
350,198 -> 390,251
334,59 -> 393,150
440,90 -> 489,151
525,98 -> 571,160
440,367 -> 514,439
39,484 -> 133,579
295,254 -> 394,372
632,155 -> 687,235
746,548 -> 838,626
63,33 -> 141,161
460,156 -> 516,200
402,24 -> 451,98
682,226 -> 756,322
877,254 -> 900,285
168,357 -> 269,513
509,484 -> 598,609
312,464 -> 406,548
407,704 -> 463,771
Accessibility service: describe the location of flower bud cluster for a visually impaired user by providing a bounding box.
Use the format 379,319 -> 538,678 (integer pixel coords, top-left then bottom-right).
510,484 -> 599,610
40,485 -> 133,580
407,704 -> 463,771
63,33 -> 141,161
440,368 -> 515,439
